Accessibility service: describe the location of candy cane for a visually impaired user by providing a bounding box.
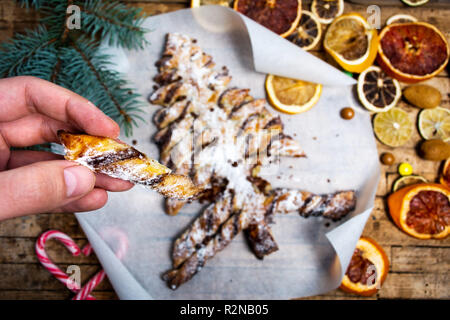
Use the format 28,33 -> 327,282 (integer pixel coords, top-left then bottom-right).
73,270 -> 106,300
73,227 -> 130,300
36,230 -> 99,300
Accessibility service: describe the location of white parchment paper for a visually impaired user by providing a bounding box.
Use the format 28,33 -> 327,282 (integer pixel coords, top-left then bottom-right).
75,6 -> 380,299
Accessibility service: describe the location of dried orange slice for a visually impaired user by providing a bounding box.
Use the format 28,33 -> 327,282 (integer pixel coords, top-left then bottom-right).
373,108 -> 413,147
234,0 -> 302,38
378,22 -> 450,83
265,74 -> 322,114
287,11 -> 322,51
324,13 -> 379,73
339,237 -> 389,297
357,66 -> 401,113
190,0 -> 232,7
388,183 -> 450,239
386,14 -> 417,25
440,159 -> 450,189
311,0 -> 344,25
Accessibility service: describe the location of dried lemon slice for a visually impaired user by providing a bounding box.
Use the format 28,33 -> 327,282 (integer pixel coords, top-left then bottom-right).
373,108 -> 413,147
311,0 -> 344,25
386,14 -> 417,25
324,13 -> 379,73
418,107 -> 450,142
392,175 -> 428,192
265,74 -> 322,114
401,0 -> 429,7
357,66 -> 401,113
287,11 -> 322,51
191,0 -> 232,7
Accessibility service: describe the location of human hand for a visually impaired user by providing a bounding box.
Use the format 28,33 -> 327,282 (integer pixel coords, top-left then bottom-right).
0,76 -> 134,221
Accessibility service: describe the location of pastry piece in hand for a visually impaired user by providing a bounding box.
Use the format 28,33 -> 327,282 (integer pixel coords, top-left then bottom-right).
58,131 -> 201,200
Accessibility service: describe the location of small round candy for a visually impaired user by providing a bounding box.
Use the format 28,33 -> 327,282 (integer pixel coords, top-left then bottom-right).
340,107 -> 355,120
398,162 -> 413,176
380,152 -> 395,165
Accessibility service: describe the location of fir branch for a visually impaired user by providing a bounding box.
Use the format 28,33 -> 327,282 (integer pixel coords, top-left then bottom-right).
18,0 -> 44,9
75,0 -> 148,49
49,0 -> 73,83
3,0 -> 148,139
57,38 -> 145,136
0,25 -> 59,80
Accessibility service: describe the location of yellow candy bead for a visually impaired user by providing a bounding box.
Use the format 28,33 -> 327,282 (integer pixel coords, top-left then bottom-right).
398,163 -> 413,176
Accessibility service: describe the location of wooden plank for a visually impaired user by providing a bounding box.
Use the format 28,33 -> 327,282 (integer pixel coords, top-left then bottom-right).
0,20 -> 12,43
301,293 -> 376,300
123,0 -> 189,4
0,264 -> 113,291
376,171 -> 387,196
0,0 -> 40,22
0,1 -> 186,26
346,0 -> 450,8
0,213 -> 85,238
378,272 -> 450,299
0,237 -> 98,264
126,2 -> 187,15
0,290 -> 117,300
391,246 -> 450,273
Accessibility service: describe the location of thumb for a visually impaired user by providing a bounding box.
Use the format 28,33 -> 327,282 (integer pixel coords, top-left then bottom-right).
0,160 -> 95,220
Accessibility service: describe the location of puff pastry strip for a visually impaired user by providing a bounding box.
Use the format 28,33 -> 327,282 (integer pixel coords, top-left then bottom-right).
58,131 -> 201,200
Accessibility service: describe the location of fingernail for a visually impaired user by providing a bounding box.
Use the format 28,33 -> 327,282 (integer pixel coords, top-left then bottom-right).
64,166 -> 94,198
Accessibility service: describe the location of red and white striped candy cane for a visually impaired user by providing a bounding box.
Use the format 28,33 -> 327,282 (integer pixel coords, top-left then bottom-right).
73,227 -> 130,300
73,269 -> 106,300
36,230 -> 101,300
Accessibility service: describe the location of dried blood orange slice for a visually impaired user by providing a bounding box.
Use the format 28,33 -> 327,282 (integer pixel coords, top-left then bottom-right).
234,0 -> 302,38
287,10 -> 322,51
378,22 -> 450,83
340,237 -> 389,296
388,183 -> 450,239
311,0 -> 344,25
440,159 -> 450,189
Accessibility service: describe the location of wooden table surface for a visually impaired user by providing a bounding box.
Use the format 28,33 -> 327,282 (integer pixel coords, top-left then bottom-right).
0,0 -> 448,300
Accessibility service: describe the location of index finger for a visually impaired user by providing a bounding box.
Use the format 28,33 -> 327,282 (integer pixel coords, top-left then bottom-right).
0,76 -> 120,138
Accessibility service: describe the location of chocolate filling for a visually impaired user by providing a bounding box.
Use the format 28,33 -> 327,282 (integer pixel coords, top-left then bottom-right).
85,148 -> 144,168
